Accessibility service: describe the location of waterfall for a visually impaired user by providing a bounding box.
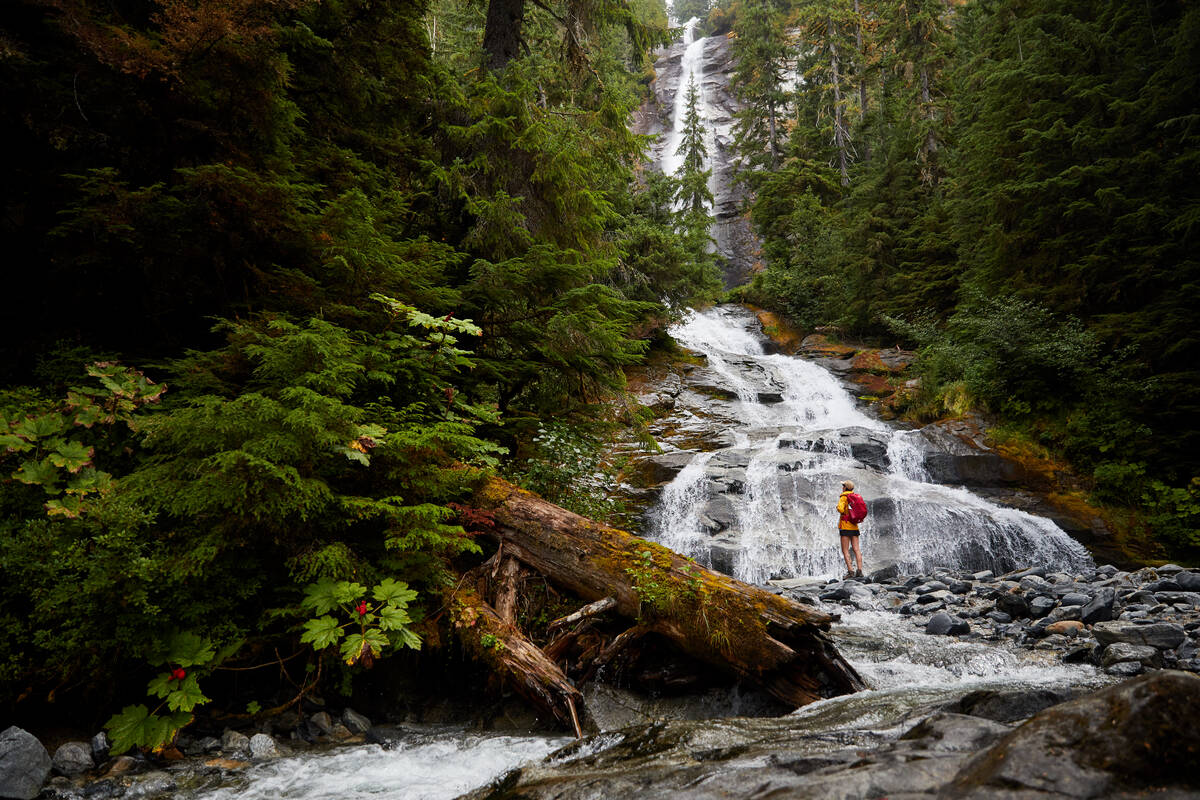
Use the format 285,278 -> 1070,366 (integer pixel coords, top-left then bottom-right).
660,18 -> 706,181
647,307 -> 1093,582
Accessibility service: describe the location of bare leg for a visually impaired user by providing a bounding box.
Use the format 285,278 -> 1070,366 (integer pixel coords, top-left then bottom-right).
840,535 -> 854,573
850,537 -> 863,573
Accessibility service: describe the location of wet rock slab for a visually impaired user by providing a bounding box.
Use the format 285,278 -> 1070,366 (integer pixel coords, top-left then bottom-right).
464,672 -> 1200,800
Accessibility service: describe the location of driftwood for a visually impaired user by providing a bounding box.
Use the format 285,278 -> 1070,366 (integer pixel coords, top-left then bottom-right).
470,477 -> 866,710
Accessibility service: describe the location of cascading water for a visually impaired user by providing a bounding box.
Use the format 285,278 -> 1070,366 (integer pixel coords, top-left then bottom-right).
649,306 -> 1093,583
658,17 -> 706,181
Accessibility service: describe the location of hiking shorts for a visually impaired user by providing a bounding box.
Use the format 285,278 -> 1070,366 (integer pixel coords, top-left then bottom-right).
839,529 -> 859,537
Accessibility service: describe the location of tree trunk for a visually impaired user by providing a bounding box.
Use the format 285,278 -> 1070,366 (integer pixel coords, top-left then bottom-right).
854,0 -> 869,164
471,477 -> 866,708
483,0 -> 524,72
829,17 -> 850,187
451,586 -> 584,735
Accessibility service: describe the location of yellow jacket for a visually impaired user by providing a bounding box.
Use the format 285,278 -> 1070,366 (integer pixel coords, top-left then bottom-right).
838,491 -> 859,531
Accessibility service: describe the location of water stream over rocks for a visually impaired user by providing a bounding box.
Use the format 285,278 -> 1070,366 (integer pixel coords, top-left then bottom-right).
641,305 -> 1094,583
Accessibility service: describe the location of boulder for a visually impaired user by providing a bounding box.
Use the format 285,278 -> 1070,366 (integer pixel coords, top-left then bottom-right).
1092,621 -> 1186,649
995,592 -> 1030,619
220,729 -> 250,755
342,708 -> 372,735
639,451 -> 698,485
945,671 -> 1200,797
0,727 -> 52,800
1105,660 -> 1144,677
90,732 -> 110,763
50,741 -> 93,776
1178,571 -> 1200,592
1029,595 -> 1057,618
1080,588 -> 1115,624
1101,643 -> 1161,670
943,687 -> 1075,724
926,613 -> 970,636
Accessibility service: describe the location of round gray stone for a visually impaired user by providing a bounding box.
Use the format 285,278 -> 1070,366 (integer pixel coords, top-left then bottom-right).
0,727 -> 52,800
220,729 -> 250,754
248,734 -> 278,759
51,741 -> 93,776
342,708 -> 372,735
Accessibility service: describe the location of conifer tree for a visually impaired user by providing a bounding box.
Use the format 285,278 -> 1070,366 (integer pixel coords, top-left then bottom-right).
731,0 -> 791,170
675,76 -> 714,213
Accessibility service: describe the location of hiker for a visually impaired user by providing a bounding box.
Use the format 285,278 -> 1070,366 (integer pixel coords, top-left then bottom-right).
837,480 -> 866,579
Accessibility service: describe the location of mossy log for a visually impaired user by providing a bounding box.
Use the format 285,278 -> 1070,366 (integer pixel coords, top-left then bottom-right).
451,586 -> 584,736
472,477 -> 866,708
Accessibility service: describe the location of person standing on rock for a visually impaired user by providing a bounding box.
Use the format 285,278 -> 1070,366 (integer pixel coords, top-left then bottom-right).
838,480 -> 866,579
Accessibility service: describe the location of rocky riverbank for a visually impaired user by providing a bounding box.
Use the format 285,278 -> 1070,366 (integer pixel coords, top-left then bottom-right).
775,561 -> 1200,677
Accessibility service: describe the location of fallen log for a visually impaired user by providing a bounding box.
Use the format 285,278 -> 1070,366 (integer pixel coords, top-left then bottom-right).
450,586 -> 584,736
472,477 -> 866,708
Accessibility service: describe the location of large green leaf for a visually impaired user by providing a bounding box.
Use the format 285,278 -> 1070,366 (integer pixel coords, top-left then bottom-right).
166,675 -> 209,712
49,440 -> 94,473
153,631 -> 216,667
0,433 -> 33,452
375,604 -> 412,631
394,627 -> 422,650
45,495 -> 84,517
372,578 -> 418,607
301,578 -> 342,614
14,457 -> 59,487
106,704 -> 169,755
12,414 -> 67,441
300,615 -> 344,650
66,467 -> 114,494
340,629 -> 389,664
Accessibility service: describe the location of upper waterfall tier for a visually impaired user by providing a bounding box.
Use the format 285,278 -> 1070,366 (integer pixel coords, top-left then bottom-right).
634,26 -> 757,287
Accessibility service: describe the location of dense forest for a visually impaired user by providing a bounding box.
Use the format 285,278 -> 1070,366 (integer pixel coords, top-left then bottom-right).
0,0 -> 720,747
720,0 -> 1199,557
1,0 -> 1197,752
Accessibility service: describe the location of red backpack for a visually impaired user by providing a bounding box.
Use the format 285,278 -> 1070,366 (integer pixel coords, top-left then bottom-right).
845,492 -> 868,524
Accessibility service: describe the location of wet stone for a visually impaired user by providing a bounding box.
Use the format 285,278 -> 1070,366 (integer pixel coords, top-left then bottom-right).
1029,596 -> 1057,618
1102,643 -> 1160,669
1092,621 -> 1186,649
1080,588 -> 1116,624
1104,660 -> 1144,677
52,741 -> 94,777
1177,572 -> 1200,591
1059,592 -> 1090,607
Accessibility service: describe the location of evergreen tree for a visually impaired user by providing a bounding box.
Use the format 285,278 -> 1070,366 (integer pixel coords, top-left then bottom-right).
731,0 -> 791,170
675,76 -> 714,213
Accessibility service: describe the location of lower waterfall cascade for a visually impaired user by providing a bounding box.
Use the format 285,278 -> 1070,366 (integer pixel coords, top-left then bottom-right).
647,305 -> 1094,584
